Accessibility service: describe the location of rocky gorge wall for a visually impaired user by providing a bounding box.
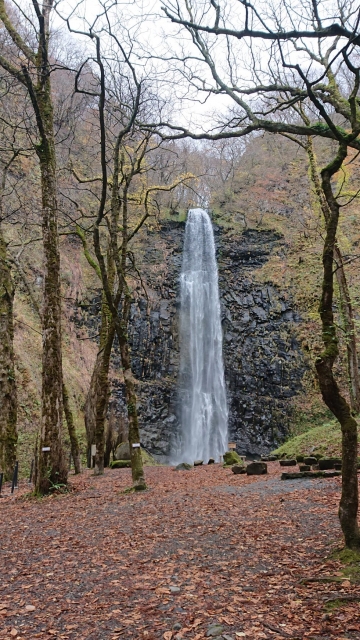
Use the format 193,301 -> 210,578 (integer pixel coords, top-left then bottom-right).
119,220 -> 307,459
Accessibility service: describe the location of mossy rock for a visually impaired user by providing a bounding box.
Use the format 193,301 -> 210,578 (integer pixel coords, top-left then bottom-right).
223,451 -> 243,467
110,459 -> 131,469
174,462 -> 193,471
141,449 -> 159,466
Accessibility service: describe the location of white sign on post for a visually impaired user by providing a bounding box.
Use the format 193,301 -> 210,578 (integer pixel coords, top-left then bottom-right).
132,443 -> 141,448
91,444 -> 97,456
42,447 -> 50,452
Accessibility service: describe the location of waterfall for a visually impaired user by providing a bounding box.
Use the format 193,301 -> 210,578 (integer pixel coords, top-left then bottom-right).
175,208 -> 228,463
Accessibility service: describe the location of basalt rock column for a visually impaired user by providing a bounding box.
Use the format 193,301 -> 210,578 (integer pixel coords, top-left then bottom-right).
176,208 -> 228,463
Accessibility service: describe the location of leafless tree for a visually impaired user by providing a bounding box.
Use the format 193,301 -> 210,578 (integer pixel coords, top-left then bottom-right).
160,0 -> 360,547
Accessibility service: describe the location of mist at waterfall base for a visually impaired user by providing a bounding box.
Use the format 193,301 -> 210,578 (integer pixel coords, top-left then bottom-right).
172,208 -> 228,464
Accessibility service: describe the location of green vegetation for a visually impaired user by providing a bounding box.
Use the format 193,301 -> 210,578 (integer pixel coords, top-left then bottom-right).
272,418 -> 344,459
223,450 -> 244,466
332,547 -> 360,583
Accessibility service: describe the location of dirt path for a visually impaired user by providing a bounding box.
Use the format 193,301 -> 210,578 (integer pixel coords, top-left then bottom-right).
1,464 -> 359,639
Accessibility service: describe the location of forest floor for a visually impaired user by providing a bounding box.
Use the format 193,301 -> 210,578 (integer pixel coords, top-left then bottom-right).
1,464 -> 360,640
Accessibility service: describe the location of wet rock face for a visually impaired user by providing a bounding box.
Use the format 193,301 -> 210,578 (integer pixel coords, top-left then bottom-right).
218,228 -> 306,455
124,223 -> 307,457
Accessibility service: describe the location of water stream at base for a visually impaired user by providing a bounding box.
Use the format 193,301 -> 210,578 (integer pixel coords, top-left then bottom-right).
174,208 -> 228,463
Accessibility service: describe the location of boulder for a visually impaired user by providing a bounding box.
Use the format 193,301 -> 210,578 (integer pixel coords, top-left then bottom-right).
304,456 -> 317,465
318,458 -> 342,470
173,462 -> 192,471
279,459 -> 297,467
232,463 -> 246,474
208,458 -> 215,465
299,464 -> 311,471
194,460 -> 203,466
296,455 -> 304,463
223,450 -> 242,466
267,455 -> 278,461
246,461 -> 267,475
110,459 -> 131,469
114,442 -> 131,461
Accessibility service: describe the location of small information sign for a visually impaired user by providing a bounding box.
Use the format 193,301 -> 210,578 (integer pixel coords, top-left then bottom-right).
91,444 -> 97,456
42,447 -> 50,452
132,443 -> 141,448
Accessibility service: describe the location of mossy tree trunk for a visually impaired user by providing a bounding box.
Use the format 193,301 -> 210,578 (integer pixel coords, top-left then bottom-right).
0,224 -> 17,480
62,383 -> 81,474
117,292 -> 146,490
306,137 -> 360,413
35,116 -> 67,493
315,143 -> 360,549
84,313 -> 115,475
0,0 -> 67,493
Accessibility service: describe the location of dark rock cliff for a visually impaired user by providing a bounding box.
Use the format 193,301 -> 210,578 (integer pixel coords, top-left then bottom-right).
121,221 -> 307,458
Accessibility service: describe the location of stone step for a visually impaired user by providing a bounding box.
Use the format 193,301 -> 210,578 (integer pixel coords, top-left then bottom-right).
281,470 -> 342,480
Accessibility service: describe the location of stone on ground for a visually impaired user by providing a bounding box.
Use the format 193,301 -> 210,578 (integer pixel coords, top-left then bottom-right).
232,463 -> 246,474
114,442 -> 131,461
208,458 -> 215,464
299,464 -> 311,471
194,460 -> 203,466
318,458 -> 341,470
173,463 -> 193,471
246,461 -> 267,475
110,459 -> 131,469
206,624 -> 224,637
304,456 -> 317,465
279,459 -> 297,467
223,451 -> 242,466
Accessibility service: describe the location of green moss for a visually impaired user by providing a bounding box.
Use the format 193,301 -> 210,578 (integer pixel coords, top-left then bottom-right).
141,449 -> 160,466
332,548 -> 360,583
223,451 -> 243,466
110,459 -> 131,469
324,598 -> 343,612
272,419 -> 343,459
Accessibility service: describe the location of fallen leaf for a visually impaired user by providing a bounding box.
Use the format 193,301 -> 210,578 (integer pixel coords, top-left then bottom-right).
163,632 -> 173,640
25,605 -> 36,612
10,630 -> 18,637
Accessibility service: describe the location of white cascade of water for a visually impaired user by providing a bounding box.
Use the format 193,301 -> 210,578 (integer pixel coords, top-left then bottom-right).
175,208 -> 228,463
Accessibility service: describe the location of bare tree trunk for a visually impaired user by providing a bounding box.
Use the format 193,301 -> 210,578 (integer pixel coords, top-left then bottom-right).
306,137 -> 360,412
316,144 -> 360,549
62,383 -> 81,474
0,224 -> 17,480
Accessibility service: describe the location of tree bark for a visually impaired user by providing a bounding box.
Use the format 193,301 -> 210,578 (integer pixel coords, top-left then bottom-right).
33,66 -> 67,493
306,137 -> 360,412
0,224 -> 17,480
116,293 -> 146,490
84,314 -> 115,475
62,383 -> 81,474
315,143 -> 360,549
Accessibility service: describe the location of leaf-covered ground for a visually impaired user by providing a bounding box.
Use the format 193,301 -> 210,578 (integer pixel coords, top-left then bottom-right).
1,464 -> 360,640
